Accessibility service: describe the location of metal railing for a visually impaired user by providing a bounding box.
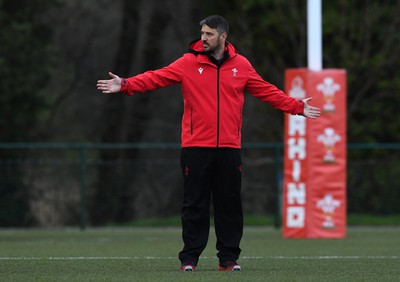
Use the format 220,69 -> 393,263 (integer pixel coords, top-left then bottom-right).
1,142 -> 399,229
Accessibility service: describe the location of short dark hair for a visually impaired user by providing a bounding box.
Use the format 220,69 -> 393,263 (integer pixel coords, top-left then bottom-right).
199,15 -> 229,34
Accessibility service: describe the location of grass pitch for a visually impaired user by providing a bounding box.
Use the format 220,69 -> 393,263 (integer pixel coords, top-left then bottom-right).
0,227 -> 399,281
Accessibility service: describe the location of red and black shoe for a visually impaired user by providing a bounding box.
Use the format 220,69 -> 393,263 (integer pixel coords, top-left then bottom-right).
180,262 -> 196,272
217,261 -> 241,271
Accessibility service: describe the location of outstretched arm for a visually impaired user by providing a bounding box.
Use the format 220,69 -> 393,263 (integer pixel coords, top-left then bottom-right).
302,97 -> 321,119
96,72 -> 121,94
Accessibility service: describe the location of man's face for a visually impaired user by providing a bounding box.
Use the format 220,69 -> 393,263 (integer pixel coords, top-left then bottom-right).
201,24 -> 225,54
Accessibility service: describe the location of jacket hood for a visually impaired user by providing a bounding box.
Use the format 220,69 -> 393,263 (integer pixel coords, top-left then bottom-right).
188,39 -> 238,58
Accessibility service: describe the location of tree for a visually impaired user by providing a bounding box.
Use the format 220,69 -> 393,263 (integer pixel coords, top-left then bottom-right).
90,0 -> 200,224
0,0 -> 54,142
203,0 -> 400,214
323,0 -> 400,142
0,0 -> 54,226
3,0 -> 400,226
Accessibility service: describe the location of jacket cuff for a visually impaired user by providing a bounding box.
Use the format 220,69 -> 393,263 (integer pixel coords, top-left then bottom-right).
120,78 -> 134,96
120,78 -> 128,92
296,100 -> 305,116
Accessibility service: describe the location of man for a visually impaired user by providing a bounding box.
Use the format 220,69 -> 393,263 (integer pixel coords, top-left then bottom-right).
97,15 -> 320,272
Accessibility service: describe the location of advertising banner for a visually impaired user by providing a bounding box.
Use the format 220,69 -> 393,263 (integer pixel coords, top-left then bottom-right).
283,68 -> 347,238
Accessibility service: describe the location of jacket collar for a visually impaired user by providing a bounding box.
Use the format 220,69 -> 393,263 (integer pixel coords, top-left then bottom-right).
188,39 -> 238,65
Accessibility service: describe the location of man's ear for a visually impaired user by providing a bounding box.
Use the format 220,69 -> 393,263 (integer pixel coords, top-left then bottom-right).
220,32 -> 227,42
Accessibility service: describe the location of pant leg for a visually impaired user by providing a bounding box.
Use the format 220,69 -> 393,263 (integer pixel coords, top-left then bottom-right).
212,148 -> 243,263
179,148 -> 214,265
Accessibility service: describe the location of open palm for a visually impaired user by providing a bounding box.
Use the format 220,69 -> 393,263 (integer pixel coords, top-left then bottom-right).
302,97 -> 321,119
96,72 -> 122,94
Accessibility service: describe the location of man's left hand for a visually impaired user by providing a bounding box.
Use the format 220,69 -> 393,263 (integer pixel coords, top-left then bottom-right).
302,97 -> 321,119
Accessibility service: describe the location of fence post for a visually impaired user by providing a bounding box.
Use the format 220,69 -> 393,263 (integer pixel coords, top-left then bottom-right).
274,145 -> 281,229
79,146 -> 87,230
273,145 -> 282,229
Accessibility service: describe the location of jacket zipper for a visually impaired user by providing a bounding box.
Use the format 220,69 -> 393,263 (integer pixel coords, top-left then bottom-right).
216,66 -> 221,148
190,107 -> 193,135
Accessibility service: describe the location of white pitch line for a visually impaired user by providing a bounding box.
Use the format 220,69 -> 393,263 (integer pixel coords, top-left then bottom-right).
243,256 -> 400,259
0,256 -> 399,261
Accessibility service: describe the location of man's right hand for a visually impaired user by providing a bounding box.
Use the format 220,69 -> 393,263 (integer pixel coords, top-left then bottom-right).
97,72 -> 122,94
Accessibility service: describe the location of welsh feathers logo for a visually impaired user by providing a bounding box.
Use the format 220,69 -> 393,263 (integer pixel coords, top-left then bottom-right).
289,76 -> 306,99
232,68 -> 238,77
317,194 -> 341,229
316,77 -> 340,112
317,128 -> 341,163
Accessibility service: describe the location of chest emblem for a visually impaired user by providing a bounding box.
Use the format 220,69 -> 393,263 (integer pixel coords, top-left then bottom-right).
198,67 -> 204,74
232,68 -> 238,77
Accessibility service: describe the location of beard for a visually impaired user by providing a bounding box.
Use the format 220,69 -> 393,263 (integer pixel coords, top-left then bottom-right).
203,41 -> 221,55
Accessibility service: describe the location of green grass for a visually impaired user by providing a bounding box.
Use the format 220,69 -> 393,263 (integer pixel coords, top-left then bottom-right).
0,227 -> 399,281
118,214 -> 400,227
347,214 -> 400,226
118,214 -> 278,227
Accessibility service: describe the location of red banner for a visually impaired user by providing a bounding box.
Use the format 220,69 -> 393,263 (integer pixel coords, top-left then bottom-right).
283,69 -> 347,238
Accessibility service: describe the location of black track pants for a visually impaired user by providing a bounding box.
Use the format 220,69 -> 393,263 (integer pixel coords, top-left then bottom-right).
178,148 -> 243,265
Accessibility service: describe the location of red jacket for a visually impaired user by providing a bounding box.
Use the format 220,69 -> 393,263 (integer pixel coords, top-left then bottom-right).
120,40 -> 304,148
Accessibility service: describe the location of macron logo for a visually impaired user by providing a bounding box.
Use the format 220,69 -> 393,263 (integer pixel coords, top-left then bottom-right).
198,67 -> 204,74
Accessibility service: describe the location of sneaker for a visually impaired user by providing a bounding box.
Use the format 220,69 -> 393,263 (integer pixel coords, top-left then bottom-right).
217,261 -> 241,271
180,264 -> 196,272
